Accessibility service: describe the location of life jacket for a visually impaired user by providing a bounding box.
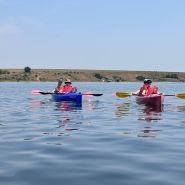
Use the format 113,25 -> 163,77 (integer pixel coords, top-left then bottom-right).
152,86 -> 159,94
55,86 -> 64,93
62,85 -> 73,93
146,86 -> 154,95
139,85 -> 147,95
139,84 -> 156,96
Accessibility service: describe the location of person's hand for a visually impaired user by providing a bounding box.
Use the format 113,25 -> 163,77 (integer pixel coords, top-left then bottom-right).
72,87 -> 77,92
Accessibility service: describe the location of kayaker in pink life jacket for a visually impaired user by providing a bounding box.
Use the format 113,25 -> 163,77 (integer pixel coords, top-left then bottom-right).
133,79 -> 160,96
54,79 -> 64,93
62,79 -> 77,93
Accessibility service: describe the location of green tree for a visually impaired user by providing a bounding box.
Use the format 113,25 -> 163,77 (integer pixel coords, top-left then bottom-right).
0,69 -> 9,75
24,66 -> 31,73
136,75 -> 145,81
94,73 -> 103,79
166,73 -> 178,79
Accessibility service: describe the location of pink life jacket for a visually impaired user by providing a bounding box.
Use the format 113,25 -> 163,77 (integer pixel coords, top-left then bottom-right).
152,86 -> 159,94
139,85 -> 148,95
146,86 -> 154,95
62,85 -> 73,93
139,84 -> 155,96
55,86 -> 64,93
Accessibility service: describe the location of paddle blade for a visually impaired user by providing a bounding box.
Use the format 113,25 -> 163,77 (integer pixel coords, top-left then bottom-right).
176,93 -> 185,99
90,93 -> 103,96
39,91 -> 53,95
116,92 -> 132,98
31,90 -> 41,95
31,90 -> 53,95
82,93 -> 103,96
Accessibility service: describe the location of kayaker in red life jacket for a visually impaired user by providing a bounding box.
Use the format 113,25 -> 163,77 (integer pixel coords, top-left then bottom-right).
62,79 -> 77,93
54,79 -> 64,93
133,79 -> 160,96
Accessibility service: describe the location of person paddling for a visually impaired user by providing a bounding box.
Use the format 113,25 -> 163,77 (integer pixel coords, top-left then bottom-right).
133,79 -> 160,96
62,79 -> 77,93
54,79 -> 64,93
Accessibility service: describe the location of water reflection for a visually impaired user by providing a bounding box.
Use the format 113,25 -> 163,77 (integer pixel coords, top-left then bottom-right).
138,105 -> 163,122
137,126 -> 161,138
30,100 -> 83,139
137,105 -> 163,138
30,99 -> 47,110
55,101 -> 82,112
114,102 -> 163,138
53,102 -> 82,133
172,105 -> 185,125
30,100 -> 82,111
176,105 -> 185,113
114,102 -> 131,117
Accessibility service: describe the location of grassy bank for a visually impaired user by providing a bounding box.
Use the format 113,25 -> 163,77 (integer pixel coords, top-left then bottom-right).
0,68 -> 185,82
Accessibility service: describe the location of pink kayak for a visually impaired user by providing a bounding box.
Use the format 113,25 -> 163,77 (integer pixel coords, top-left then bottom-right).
136,94 -> 164,106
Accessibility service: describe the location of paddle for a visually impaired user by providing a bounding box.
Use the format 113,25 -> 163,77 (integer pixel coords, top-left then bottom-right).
164,93 -> 185,99
31,90 -> 53,95
31,90 -> 103,96
116,92 -> 132,98
82,92 -> 103,96
116,92 -> 185,99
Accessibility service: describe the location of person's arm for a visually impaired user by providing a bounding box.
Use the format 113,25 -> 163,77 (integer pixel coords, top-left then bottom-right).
58,86 -> 64,93
137,86 -> 147,96
132,90 -> 140,95
72,86 -> 77,93
152,86 -> 160,94
53,88 -> 58,93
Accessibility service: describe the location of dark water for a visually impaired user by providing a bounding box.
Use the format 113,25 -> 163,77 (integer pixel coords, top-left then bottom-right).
0,82 -> 185,185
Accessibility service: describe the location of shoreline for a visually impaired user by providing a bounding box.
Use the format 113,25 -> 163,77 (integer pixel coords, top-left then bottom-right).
0,68 -> 185,82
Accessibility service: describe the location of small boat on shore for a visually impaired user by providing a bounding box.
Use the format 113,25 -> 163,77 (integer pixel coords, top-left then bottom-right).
136,94 -> 164,106
51,93 -> 82,104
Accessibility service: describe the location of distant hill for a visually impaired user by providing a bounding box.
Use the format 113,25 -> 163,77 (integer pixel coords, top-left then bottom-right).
0,68 -> 185,82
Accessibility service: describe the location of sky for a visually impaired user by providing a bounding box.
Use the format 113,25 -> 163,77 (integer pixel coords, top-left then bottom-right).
0,0 -> 185,72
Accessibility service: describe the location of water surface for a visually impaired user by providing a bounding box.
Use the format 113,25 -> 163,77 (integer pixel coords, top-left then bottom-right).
0,82 -> 185,185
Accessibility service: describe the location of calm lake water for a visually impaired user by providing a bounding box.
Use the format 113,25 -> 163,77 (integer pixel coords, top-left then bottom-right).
1,82 -> 185,185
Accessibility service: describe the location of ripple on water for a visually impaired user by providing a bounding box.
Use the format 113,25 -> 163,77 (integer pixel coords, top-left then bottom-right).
1,82 -> 185,185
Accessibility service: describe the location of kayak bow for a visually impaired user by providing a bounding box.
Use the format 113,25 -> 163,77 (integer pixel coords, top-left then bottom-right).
51,92 -> 82,104
136,94 -> 164,106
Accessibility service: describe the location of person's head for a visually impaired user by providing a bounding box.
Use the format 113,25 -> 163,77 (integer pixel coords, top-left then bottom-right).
65,79 -> 72,85
57,79 -> 63,86
144,79 -> 152,85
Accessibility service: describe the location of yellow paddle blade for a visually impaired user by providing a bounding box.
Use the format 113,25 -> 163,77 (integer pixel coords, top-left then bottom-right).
116,92 -> 132,98
176,93 -> 185,99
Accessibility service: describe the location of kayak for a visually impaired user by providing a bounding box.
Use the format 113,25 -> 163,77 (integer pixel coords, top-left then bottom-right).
136,94 -> 164,106
51,92 -> 82,104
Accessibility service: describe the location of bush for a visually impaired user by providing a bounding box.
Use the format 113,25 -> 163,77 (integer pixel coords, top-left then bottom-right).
113,76 -> 125,82
24,66 -> 31,73
136,76 -> 145,81
94,73 -> 104,79
165,74 -> 178,79
0,69 -> 9,75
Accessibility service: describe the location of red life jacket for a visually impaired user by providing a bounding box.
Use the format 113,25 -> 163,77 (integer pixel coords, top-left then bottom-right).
152,86 -> 159,94
62,85 -> 73,93
146,86 -> 154,95
139,85 -> 147,95
55,86 -> 64,93
139,84 -> 156,96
